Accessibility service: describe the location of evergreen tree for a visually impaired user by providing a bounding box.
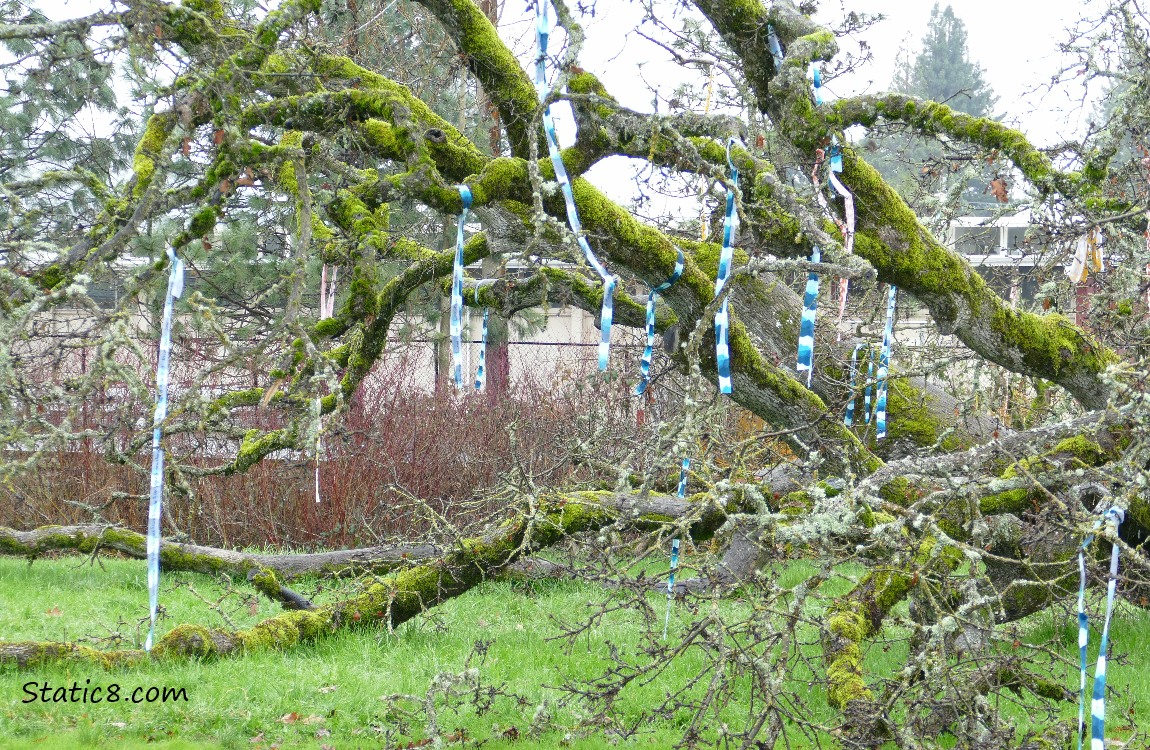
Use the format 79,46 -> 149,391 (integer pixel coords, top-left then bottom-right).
868,4 -> 1000,213
894,4 -> 996,118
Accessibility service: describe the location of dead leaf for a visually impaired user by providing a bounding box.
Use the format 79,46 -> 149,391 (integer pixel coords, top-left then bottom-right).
109,722 -> 127,729
502,726 -> 521,741
45,607 -> 62,617
301,715 -> 325,725
280,712 -> 300,724
181,137 -> 191,157
218,179 -> 232,194
249,733 -> 265,744
213,128 -> 225,145
315,728 -> 331,738
989,177 -> 1009,203
236,167 -> 256,187
318,685 -> 338,694
201,239 -> 212,251
248,598 -> 259,616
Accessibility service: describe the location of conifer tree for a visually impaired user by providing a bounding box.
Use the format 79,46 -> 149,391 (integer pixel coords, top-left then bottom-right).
868,4 -> 999,211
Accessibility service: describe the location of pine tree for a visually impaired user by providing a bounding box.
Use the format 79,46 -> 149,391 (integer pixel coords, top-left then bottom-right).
867,4 -> 999,211
895,4 -> 996,117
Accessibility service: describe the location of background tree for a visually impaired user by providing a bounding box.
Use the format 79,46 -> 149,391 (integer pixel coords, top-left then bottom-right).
867,3 -> 1001,213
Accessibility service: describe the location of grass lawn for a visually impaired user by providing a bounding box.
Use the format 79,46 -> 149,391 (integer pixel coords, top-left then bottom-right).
0,554 -> 1146,748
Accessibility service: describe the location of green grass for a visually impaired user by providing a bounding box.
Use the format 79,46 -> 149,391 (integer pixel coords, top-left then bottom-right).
0,555 -> 1146,748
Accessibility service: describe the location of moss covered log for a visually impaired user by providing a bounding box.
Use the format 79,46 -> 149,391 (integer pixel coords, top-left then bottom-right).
0,524 -> 439,580
0,490 -> 737,670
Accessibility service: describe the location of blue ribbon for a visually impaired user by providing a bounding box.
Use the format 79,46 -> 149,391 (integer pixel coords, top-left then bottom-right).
1078,507 -> 1124,750
811,63 -> 824,105
636,248 -> 685,395
865,349 -> 874,423
666,537 -> 680,593
796,245 -> 820,386
145,245 -> 185,651
663,536 -> 681,640
535,2 -> 616,371
714,138 -> 739,394
875,285 -> 896,439
767,24 -> 784,73
450,185 -> 473,389
474,306 -> 488,391
829,137 -> 844,174
662,459 -> 690,640
844,343 -> 870,427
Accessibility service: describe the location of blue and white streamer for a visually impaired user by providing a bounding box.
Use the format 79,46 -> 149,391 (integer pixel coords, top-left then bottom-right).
844,343 -> 869,427
663,536 -> 681,640
1078,507 -> 1124,750
535,2 -> 617,371
796,245 -> 821,386
864,348 -> 874,424
474,306 -> 489,392
450,185 -> 473,389
662,458 -> 691,640
145,245 -> 185,652
810,63 -> 824,105
636,249 -> 685,395
714,138 -> 740,395
767,24 -> 784,73
875,285 -> 896,439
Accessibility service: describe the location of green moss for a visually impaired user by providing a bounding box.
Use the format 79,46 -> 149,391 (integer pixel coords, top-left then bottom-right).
566,70 -> 616,120
187,206 -> 217,238
153,624 -> 218,659
181,0 -> 224,21
31,263 -> 66,291
979,488 -> 1031,515
312,317 -> 338,335
825,610 -> 873,708
877,477 -> 917,506
233,428 -> 294,474
1049,436 -> 1106,466
129,113 -> 173,199
989,307 -> 1113,381
869,568 -> 914,612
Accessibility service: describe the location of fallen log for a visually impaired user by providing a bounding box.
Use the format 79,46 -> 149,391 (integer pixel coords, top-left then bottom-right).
0,490 -> 727,669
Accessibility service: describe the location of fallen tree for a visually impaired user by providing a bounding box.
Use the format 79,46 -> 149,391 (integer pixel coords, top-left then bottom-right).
2,0 -> 1149,746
